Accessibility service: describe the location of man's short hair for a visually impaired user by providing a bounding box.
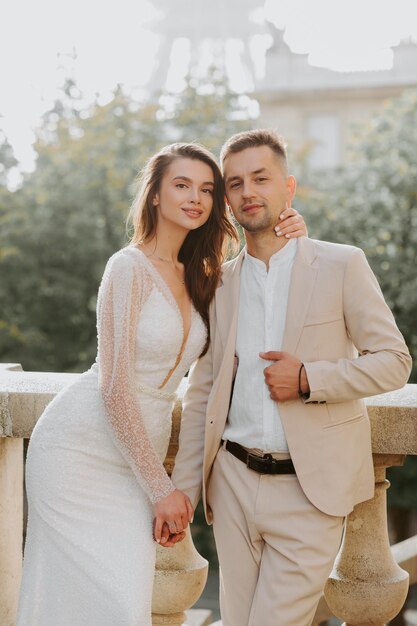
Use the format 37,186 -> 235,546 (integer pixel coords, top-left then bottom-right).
220,129 -> 287,168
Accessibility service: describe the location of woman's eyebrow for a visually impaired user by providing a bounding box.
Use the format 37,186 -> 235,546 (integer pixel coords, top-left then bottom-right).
172,175 -> 214,186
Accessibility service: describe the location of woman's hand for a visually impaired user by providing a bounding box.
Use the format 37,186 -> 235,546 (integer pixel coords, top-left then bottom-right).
153,520 -> 186,548
153,489 -> 193,544
274,207 -> 308,239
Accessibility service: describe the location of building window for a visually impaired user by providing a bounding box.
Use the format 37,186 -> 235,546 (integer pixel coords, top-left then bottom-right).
307,114 -> 341,170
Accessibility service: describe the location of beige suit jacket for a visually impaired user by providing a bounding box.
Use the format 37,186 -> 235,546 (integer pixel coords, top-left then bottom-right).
172,238 -> 412,520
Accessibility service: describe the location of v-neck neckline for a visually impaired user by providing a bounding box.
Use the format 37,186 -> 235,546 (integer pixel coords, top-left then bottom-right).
129,246 -> 193,351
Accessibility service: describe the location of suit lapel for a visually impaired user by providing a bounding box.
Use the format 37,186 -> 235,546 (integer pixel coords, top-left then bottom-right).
206,249 -> 245,438
215,248 -> 245,351
282,238 -> 318,355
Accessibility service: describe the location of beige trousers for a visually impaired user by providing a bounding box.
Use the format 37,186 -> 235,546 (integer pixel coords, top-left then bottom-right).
207,446 -> 344,626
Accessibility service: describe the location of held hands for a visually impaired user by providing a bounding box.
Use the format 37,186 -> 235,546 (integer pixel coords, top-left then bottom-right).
153,489 -> 193,547
260,351 -> 310,402
274,207 -> 308,239
153,519 -> 186,548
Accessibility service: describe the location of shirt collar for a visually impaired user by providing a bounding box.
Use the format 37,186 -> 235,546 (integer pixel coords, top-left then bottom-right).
244,238 -> 297,271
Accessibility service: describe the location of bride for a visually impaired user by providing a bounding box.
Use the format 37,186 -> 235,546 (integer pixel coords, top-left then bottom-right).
17,141 -> 307,625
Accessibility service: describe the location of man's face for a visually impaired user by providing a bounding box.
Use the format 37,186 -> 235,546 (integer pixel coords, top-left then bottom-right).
223,145 -> 296,233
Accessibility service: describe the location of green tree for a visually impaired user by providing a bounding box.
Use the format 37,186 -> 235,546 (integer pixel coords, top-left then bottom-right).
0,131 -> 23,359
0,81 -> 166,372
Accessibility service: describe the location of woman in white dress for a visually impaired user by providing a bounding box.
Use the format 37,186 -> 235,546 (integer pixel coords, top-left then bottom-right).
17,142 -> 307,626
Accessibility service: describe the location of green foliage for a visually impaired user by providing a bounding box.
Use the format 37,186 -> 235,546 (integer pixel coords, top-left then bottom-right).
0,131 -> 18,186
0,76 -> 252,372
299,89 -> 417,383
0,84 -> 161,371
388,456 -> 417,510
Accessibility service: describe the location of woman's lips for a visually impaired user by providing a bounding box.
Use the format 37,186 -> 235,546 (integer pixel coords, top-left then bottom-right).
181,208 -> 203,218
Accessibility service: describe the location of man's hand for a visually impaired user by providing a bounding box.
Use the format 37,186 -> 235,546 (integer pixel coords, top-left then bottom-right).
153,489 -> 193,544
153,519 -> 186,548
260,351 -> 309,402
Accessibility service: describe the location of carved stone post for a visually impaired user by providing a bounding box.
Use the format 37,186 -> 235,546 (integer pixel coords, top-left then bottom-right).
0,364 -> 24,626
152,386 -> 209,626
324,454 -> 409,626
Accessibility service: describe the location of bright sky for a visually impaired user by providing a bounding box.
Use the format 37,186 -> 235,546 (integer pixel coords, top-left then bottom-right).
2,0 -> 417,175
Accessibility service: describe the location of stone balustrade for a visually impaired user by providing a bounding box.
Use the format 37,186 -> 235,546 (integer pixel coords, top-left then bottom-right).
1,363 -> 417,626
0,366 -> 207,626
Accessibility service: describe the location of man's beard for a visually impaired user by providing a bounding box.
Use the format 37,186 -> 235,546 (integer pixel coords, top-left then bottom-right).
238,208 -> 275,233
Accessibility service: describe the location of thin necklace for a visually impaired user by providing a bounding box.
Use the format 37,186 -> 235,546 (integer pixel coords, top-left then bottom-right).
154,255 -> 185,286
141,244 -> 185,286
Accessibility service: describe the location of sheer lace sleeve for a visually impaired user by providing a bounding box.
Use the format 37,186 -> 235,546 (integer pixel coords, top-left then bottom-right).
96,249 -> 175,504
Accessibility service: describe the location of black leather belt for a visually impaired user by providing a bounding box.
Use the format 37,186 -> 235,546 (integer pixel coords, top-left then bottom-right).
223,440 -> 296,475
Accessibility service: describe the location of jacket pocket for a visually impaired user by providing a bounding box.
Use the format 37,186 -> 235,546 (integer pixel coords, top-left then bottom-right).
304,311 -> 342,327
322,413 -> 365,430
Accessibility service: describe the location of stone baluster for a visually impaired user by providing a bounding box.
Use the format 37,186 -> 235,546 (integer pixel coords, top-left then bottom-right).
324,385 -> 417,626
152,387 -> 209,625
0,364 -> 24,626
324,454 -> 409,626
0,438 -> 23,626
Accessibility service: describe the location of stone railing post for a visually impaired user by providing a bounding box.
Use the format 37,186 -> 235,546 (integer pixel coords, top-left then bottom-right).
324,454 -> 409,626
0,364 -> 24,626
152,382 -> 208,625
324,385 -> 417,626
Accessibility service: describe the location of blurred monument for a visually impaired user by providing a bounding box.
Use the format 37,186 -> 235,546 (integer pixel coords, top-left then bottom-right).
147,0 -> 265,92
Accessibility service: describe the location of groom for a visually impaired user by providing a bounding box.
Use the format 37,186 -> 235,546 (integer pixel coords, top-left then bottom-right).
170,129 -> 412,625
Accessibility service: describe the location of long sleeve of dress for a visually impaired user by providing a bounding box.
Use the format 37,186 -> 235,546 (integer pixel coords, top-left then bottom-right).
96,250 -> 176,504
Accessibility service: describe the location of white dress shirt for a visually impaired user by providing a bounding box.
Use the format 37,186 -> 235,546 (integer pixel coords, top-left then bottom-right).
223,239 -> 297,452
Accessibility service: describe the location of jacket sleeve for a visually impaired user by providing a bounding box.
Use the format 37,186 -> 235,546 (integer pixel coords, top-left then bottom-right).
304,247 -> 412,403
97,251 -> 175,503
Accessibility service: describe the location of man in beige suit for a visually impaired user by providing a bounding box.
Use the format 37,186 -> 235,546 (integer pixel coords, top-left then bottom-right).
171,129 -> 412,625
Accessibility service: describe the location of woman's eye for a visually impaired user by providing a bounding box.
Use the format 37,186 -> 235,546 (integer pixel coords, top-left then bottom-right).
202,188 -> 213,194
176,183 -> 187,189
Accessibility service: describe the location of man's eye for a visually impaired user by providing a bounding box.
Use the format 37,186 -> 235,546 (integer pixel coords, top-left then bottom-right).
230,182 -> 241,190
256,177 -> 268,183
176,183 -> 187,189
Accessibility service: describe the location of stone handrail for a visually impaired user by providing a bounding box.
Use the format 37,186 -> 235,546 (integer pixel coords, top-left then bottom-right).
1,364 -> 417,626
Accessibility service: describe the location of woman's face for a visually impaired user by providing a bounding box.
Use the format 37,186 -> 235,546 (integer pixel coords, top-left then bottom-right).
152,157 -> 215,233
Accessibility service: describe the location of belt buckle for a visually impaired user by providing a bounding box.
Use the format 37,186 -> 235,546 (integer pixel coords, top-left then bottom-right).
246,452 -> 273,474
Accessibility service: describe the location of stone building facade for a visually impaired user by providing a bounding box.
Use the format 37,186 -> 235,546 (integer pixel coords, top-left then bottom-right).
256,26 -> 417,170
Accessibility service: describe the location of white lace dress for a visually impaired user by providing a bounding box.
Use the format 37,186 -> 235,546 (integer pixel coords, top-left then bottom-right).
17,246 -> 207,626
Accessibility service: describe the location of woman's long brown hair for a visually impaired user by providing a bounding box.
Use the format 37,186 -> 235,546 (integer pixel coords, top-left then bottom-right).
128,143 -> 238,355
